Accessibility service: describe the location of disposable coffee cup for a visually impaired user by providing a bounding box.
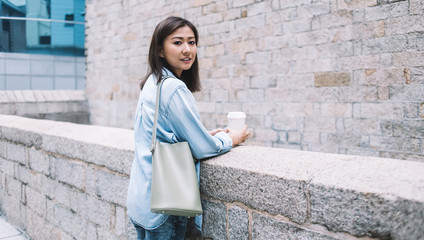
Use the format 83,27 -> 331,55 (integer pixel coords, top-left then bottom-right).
227,112 -> 246,130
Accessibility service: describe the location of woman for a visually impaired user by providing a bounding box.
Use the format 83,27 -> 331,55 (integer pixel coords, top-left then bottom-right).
126,16 -> 250,240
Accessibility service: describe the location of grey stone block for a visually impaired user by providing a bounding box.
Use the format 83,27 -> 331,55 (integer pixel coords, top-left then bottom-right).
403,103 -> 419,118
228,206 -> 248,240
76,192 -> 111,228
28,148 -> 49,175
378,136 -> 420,153
365,1 -> 408,21
310,157 -> 424,239
48,155 -> 57,179
310,186 -> 424,239
28,90 -> 46,102
96,227 -> 119,240
15,102 -> 45,116
0,116 -> 63,148
362,35 -> 407,55
52,204 -> 88,239
26,208 -> 72,240
115,206 -> 127,236
55,157 -> 86,190
5,176 -> 22,201
43,112 -> 90,125
33,102 -> 64,113
252,213 -> 339,240
19,90 -> 36,102
0,157 -> 16,179
380,152 -> 424,162
202,200 -> 227,240
0,172 -> 4,190
0,141 -> 6,158
0,103 -> 14,115
4,91 -> 17,102
95,170 -> 128,206
13,91 -> 26,102
392,120 -> 424,138
46,198 -> 55,223
390,85 -> 424,101
17,165 -> 42,191
41,123 -> 134,175
25,186 -> 46,218
85,166 -> 97,196
48,181 -> 77,211
304,116 -> 336,132
201,146 -> 339,224
86,222 -> 98,240
326,133 -> 362,148
201,165 -> 308,223
6,143 -> 26,165
0,192 -> 26,229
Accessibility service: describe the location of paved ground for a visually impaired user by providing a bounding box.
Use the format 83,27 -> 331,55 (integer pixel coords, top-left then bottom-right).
0,215 -> 28,240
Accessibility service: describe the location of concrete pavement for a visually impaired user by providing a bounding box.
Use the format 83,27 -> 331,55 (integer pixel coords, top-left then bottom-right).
0,215 -> 28,240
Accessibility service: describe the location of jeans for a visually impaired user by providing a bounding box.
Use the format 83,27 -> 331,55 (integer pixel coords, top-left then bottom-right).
132,216 -> 188,240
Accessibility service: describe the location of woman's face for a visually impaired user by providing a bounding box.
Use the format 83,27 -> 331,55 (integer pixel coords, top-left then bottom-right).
160,25 -> 197,78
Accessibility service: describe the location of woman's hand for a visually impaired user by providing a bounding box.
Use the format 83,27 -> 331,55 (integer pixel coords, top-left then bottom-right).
208,128 -> 229,136
228,125 -> 250,147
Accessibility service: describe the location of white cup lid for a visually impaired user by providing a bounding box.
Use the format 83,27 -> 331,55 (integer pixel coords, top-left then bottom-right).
227,112 -> 246,118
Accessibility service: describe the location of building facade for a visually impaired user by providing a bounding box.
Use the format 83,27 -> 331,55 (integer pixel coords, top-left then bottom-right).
0,0 -> 85,90
85,0 -> 424,161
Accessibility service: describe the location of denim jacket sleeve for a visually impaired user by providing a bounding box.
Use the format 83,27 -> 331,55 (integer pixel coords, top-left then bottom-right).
164,84 -> 233,160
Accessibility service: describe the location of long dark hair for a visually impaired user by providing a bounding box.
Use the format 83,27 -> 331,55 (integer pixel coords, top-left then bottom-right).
140,16 -> 201,92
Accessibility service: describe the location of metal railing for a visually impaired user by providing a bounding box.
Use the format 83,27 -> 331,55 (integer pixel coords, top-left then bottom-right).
0,16 -> 85,25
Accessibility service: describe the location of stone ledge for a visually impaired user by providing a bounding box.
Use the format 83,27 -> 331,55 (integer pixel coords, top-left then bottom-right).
200,146 -> 424,238
0,115 -> 423,239
0,90 -> 86,103
0,90 -> 89,125
0,115 -> 133,174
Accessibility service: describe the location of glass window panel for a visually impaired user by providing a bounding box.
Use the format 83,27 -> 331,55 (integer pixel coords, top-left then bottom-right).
0,0 -> 85,56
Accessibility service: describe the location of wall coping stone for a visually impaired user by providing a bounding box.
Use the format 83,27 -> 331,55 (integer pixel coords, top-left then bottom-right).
207,146 -> 424,202
0,90 -> 90,124
0,90 -> 86,103
0,115 -> 133,174
0,115 -> 423,239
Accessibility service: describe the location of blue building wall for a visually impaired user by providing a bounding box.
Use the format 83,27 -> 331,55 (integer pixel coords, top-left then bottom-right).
0,0 -> 85,90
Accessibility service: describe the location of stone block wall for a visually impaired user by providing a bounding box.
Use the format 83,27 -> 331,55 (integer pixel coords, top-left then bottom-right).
0,90 -> 90,124
0,115 -> 423,239
85,0 -> 424,161
0,115 -> 135,239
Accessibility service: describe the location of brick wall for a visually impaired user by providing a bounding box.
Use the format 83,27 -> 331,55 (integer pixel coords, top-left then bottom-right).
85,0 -> 424,161
1,115 -> 423,239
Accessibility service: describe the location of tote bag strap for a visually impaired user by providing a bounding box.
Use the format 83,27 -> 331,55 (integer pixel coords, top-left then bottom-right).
150,76 -> 170,153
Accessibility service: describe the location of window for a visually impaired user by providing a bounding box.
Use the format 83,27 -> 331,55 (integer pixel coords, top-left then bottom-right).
0,0 -> 85,56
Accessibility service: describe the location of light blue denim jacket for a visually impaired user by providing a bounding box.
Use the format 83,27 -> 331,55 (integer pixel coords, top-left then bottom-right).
126,68 -> 233,230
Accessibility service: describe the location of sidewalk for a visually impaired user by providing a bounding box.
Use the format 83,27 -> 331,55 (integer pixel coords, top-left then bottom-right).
0,215 -> 28,240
